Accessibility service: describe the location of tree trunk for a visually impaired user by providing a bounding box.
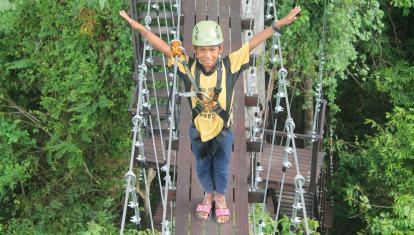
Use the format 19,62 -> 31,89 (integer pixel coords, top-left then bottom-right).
137,167 -> 157,227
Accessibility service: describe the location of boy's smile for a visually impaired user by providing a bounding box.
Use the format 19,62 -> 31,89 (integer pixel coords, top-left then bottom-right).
194,45 -> 224,72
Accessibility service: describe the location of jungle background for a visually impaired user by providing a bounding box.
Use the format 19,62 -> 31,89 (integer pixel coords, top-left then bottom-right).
1,0 -> 413,234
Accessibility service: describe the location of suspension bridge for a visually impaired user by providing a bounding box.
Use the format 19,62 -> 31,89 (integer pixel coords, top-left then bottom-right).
120,0 -> 333,234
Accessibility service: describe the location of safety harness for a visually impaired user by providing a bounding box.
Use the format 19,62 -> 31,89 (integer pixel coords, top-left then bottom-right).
178,58 -> 232,159
191,58 -> 230,124
176,58 -> 230,125
170,40 -> 231,125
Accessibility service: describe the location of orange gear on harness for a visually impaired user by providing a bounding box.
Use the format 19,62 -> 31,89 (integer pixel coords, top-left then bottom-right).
170,39 -> 200,94
170,39 -> 185,57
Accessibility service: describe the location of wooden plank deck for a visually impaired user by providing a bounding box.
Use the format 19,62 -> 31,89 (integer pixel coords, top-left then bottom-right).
229,4 -> 250,235
323,199 -> 334,228
270,185 -> 315,218
258,143 -> 324,190
143,134 -> 326,228
143,135 -> 323,188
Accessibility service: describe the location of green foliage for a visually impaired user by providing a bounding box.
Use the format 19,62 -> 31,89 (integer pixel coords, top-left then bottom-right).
262,0 -> 384,121
0,0 -> 151,233
375,61 -> 414,108
332,107 -> 414,234
0,115 -> 36,199
331,2 -> 414,234
0,0 -> 14,12
391,0 -> 414,15
333,1 -> 414,142
249,203 -> 320,234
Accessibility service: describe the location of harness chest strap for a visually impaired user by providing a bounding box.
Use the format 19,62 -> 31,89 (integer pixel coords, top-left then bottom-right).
179,58 -> 199,94
192,59 -> 230,124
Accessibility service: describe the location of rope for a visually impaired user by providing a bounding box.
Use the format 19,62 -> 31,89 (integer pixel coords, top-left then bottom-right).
255,1 -> 311,234
121,0 -> 181,232
119,1 -> 151,227
243,2 -> 269,231
134,37 -> 157,235
161,1 -> 182,233
254,7 -> 280,194
138,3 -> 160,233
119,4 -> 146,224
150,0 -> 172,137
146,42 -> 167,208
146,0 -> 180,231
148,1 -> 170,203
143,7 -> 169,209
258,1 -> 285,234
311,0 -> 328,142
147,0 -> 180,231
257,5 -> 283,164
271,0 -> 328,233
250,1 -> 283,233
324,127 -> 335,229
120,63 -> 151,234
147,117 -> 165,204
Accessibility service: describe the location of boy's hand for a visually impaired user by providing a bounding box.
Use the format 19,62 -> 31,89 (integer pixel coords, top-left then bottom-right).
170,39 -> 185,57
278,6 -> 301,27
119,10 -> 131,22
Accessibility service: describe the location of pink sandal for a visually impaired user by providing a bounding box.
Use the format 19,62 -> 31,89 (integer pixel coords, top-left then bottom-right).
195,201 -> 213,221
215,200 -> 231,224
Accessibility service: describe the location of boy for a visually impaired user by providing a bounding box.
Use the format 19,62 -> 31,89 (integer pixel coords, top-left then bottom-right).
120,6 -> 300,224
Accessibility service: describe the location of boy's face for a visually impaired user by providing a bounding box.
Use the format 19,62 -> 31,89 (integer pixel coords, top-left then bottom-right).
194,44 -> 224,69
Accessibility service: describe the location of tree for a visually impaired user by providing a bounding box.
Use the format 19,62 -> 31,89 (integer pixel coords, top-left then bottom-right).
332,1 -> 414,233
333,107 -> 414,234
0,0 -> 146,233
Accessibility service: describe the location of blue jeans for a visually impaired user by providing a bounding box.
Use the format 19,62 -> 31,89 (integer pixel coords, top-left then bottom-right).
189,125 -> 234,194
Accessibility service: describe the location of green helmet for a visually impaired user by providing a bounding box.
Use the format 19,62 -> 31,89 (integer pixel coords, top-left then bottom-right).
192,20 -> 224,46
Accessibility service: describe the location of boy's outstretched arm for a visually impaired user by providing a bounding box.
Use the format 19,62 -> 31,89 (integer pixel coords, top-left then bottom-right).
248,6 -> 301,52
120,10 -> 173,58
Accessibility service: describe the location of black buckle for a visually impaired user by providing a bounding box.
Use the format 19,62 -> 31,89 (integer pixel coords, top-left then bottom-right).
213,87 -> 222,101
214,87 -> 222,94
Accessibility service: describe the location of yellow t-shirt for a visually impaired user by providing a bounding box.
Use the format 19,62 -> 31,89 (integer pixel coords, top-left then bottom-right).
168,43 -> 250,142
